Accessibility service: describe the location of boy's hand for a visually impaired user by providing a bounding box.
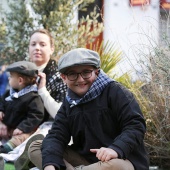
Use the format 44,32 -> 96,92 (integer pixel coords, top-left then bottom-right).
90,147 -> 118,162
0,121 -> 8,137
13,128 -> 23,136
37,72 -> 46,89
0,111 -> 4,121
44,165 -> 56,170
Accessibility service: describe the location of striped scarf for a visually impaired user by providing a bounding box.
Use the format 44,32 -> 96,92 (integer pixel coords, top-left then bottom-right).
66,70 -> 114,107
5,84 -> 37,101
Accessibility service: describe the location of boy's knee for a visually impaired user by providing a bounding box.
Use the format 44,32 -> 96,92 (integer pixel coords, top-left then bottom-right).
28,140 -> 43,170
28,140 -> 42,160
100,159 -> 134,170
77,159 -> 134,170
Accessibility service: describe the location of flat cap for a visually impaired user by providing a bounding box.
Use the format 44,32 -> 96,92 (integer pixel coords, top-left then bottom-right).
58,48 -> 100,73
6,61 -> 38,77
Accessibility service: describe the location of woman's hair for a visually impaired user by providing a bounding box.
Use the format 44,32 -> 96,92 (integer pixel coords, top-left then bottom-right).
30,29 -> 55,48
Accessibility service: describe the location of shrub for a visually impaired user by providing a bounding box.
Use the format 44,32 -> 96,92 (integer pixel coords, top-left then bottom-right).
133,46 -> 170,169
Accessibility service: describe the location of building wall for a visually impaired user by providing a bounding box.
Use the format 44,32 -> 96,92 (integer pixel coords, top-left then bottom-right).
103,0 -> 160,80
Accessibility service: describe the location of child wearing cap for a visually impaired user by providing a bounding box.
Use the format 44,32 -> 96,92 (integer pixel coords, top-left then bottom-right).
0,61 -> 45,154
30,48 -> 149,170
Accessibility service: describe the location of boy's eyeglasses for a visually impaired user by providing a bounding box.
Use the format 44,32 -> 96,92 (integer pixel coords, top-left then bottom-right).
66,70 -> 94,81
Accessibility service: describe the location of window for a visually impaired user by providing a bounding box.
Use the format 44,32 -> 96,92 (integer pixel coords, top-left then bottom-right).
78,0 -> 102,22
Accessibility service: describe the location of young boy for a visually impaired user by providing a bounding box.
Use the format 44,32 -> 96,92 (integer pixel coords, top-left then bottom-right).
40,48 -> 149,170
0,61 -> 45,153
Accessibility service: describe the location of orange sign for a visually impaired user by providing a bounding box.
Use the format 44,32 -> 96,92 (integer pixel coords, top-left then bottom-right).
161,0 -> 170,9
130,0 -> 150,6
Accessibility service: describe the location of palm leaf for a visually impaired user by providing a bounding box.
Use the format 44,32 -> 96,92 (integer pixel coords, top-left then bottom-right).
89,40 -> 122,76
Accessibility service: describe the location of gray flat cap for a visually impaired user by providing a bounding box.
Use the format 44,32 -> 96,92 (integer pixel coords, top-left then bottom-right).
6,61 -> 38,77
58,48 -> 100,73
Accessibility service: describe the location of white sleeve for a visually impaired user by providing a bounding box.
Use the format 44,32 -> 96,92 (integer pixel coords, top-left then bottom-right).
38,87 -> 62,119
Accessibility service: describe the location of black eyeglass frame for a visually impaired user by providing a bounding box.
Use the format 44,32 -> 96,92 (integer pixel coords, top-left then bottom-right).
65,70 -> 94,81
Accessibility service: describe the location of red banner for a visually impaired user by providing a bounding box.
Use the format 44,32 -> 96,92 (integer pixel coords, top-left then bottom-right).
130,0 -> 150,6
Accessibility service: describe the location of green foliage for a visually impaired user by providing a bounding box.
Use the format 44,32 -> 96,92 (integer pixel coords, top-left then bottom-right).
0,22 -> 6,44
0,0 -> 103,64
89,41 -> 122,76
0,0 -> 34,63
98,42 -> 122,77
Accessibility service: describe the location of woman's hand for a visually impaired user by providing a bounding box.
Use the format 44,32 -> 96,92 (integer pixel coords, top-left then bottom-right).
37,72 -> 46,89
44,165 -> 56,170
90,147 -> 118,162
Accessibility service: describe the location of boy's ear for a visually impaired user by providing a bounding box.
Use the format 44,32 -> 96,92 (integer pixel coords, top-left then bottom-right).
60,73 -> 67,82
60,73 -> 67,84
18,77 -> 24,84
95,69 -> 100,76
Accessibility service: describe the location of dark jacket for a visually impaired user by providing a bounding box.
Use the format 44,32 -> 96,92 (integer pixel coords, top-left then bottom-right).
0,90 -> 45,133
42,81 -> 149,170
